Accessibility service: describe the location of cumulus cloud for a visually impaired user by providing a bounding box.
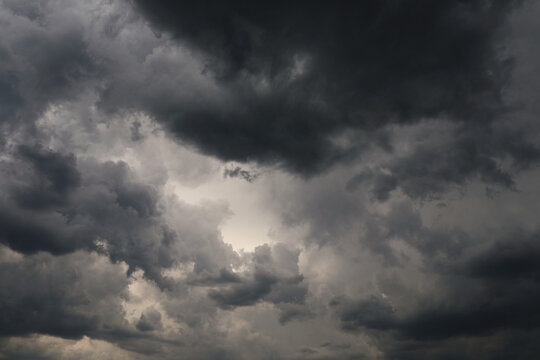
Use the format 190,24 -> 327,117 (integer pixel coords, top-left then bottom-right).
123,0 -> 533,177
1,0 -> 540,359
0,246 -> 130,340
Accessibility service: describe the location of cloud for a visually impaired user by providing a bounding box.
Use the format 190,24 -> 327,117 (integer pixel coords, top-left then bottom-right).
136,309 -> 163,332
223,166 -> 259,183
347,121 -> 539,201
1,0 -> 540,359
208,243 -> 308,310
0,246 -> 130,340
0,0 -> 99,137
118,0 -> 526,176
276,303 -> 315,325
209,270 -> 278,309
11,144 -> 81,209
330,234 -> 540,359
0,335 -> 143,360
0,143 -> 237,288
333,296 -> 396,332
466,236 -> 540,281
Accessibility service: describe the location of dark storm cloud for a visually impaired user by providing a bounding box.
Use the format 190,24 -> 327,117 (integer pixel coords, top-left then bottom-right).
1,0 -> 540,359
209,243 -> 308,310
0,146 -> 89,254
187,267 -> 243,286
386,331 -> 540,360
467,236 -> 540,280
333,234 -> 540,359
335,294 -> 540,343
209,271 -> 307,309
0,206 -> 87,255
209,270 -> 278,309
360,201 -> 471,264
12,144 -> 81,209
0,145 -> 238,287
120,0 -> 525,175
277,303 -> 315,325
347,123 -> 540,201
0,1 -> 98,136
0,248 -> 130,340
333,296 -> 396,332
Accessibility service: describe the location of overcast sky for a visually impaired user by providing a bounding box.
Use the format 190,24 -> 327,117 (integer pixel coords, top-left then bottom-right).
1,1 -> 540,359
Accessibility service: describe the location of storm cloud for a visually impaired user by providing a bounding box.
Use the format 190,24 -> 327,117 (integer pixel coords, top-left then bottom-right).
111,0 -> 530,176
1,0 -> 540,359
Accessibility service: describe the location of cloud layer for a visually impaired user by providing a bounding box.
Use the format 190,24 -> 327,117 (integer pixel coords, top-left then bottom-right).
1,0 -> 540,359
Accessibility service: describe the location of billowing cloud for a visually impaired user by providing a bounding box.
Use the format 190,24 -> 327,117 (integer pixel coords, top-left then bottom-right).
1,0 -> 540,359
0,246 -> 130,340
121,0 -> 532,177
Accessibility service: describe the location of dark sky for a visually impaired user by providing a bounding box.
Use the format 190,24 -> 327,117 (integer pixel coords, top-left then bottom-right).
1,1 -> 540,359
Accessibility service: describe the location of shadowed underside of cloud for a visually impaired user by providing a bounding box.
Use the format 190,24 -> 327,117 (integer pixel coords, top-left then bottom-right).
334,235 -> 540,349
208,243 -> 308,312
123,0 -> 527,176
1,1 -> 540,359
0,247 -> 131,340
346,123 -> 540,201
0,144 -> 239,288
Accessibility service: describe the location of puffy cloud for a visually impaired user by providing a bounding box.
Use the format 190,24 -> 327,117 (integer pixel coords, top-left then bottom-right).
128,0 -> 524,175
208,243 -> 308,310
346,121 -> 539,201
1,0 -> 540,359
0,246 -> 130,340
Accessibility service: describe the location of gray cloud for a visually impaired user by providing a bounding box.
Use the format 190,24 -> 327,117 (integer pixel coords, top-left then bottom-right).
209,243 -> 308,310
209,270 -> 278,309
136,309 -> 163,332
1,0 -> 540,359
0,142 -> 237,288
329,233 -> 540,359
0,247 -> 130,340
347,123 -> 539,201
114,0 -> 530,177
0,0 -> 99,139
223,166 -> 259,183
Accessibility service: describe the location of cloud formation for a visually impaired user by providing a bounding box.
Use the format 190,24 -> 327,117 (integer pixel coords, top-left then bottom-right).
1,0 -> 540,359
124,0 -> 532,175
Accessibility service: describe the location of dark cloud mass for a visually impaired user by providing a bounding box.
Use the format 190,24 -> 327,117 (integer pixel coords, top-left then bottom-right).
209,244 -> 307,309
125,0 -> 530,175
329,235 -> 540,358
1,0 -> 540,359
0,247 -> 130,340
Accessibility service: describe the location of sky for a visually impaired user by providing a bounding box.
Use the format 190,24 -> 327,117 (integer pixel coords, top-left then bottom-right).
1,0 -> 540,359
